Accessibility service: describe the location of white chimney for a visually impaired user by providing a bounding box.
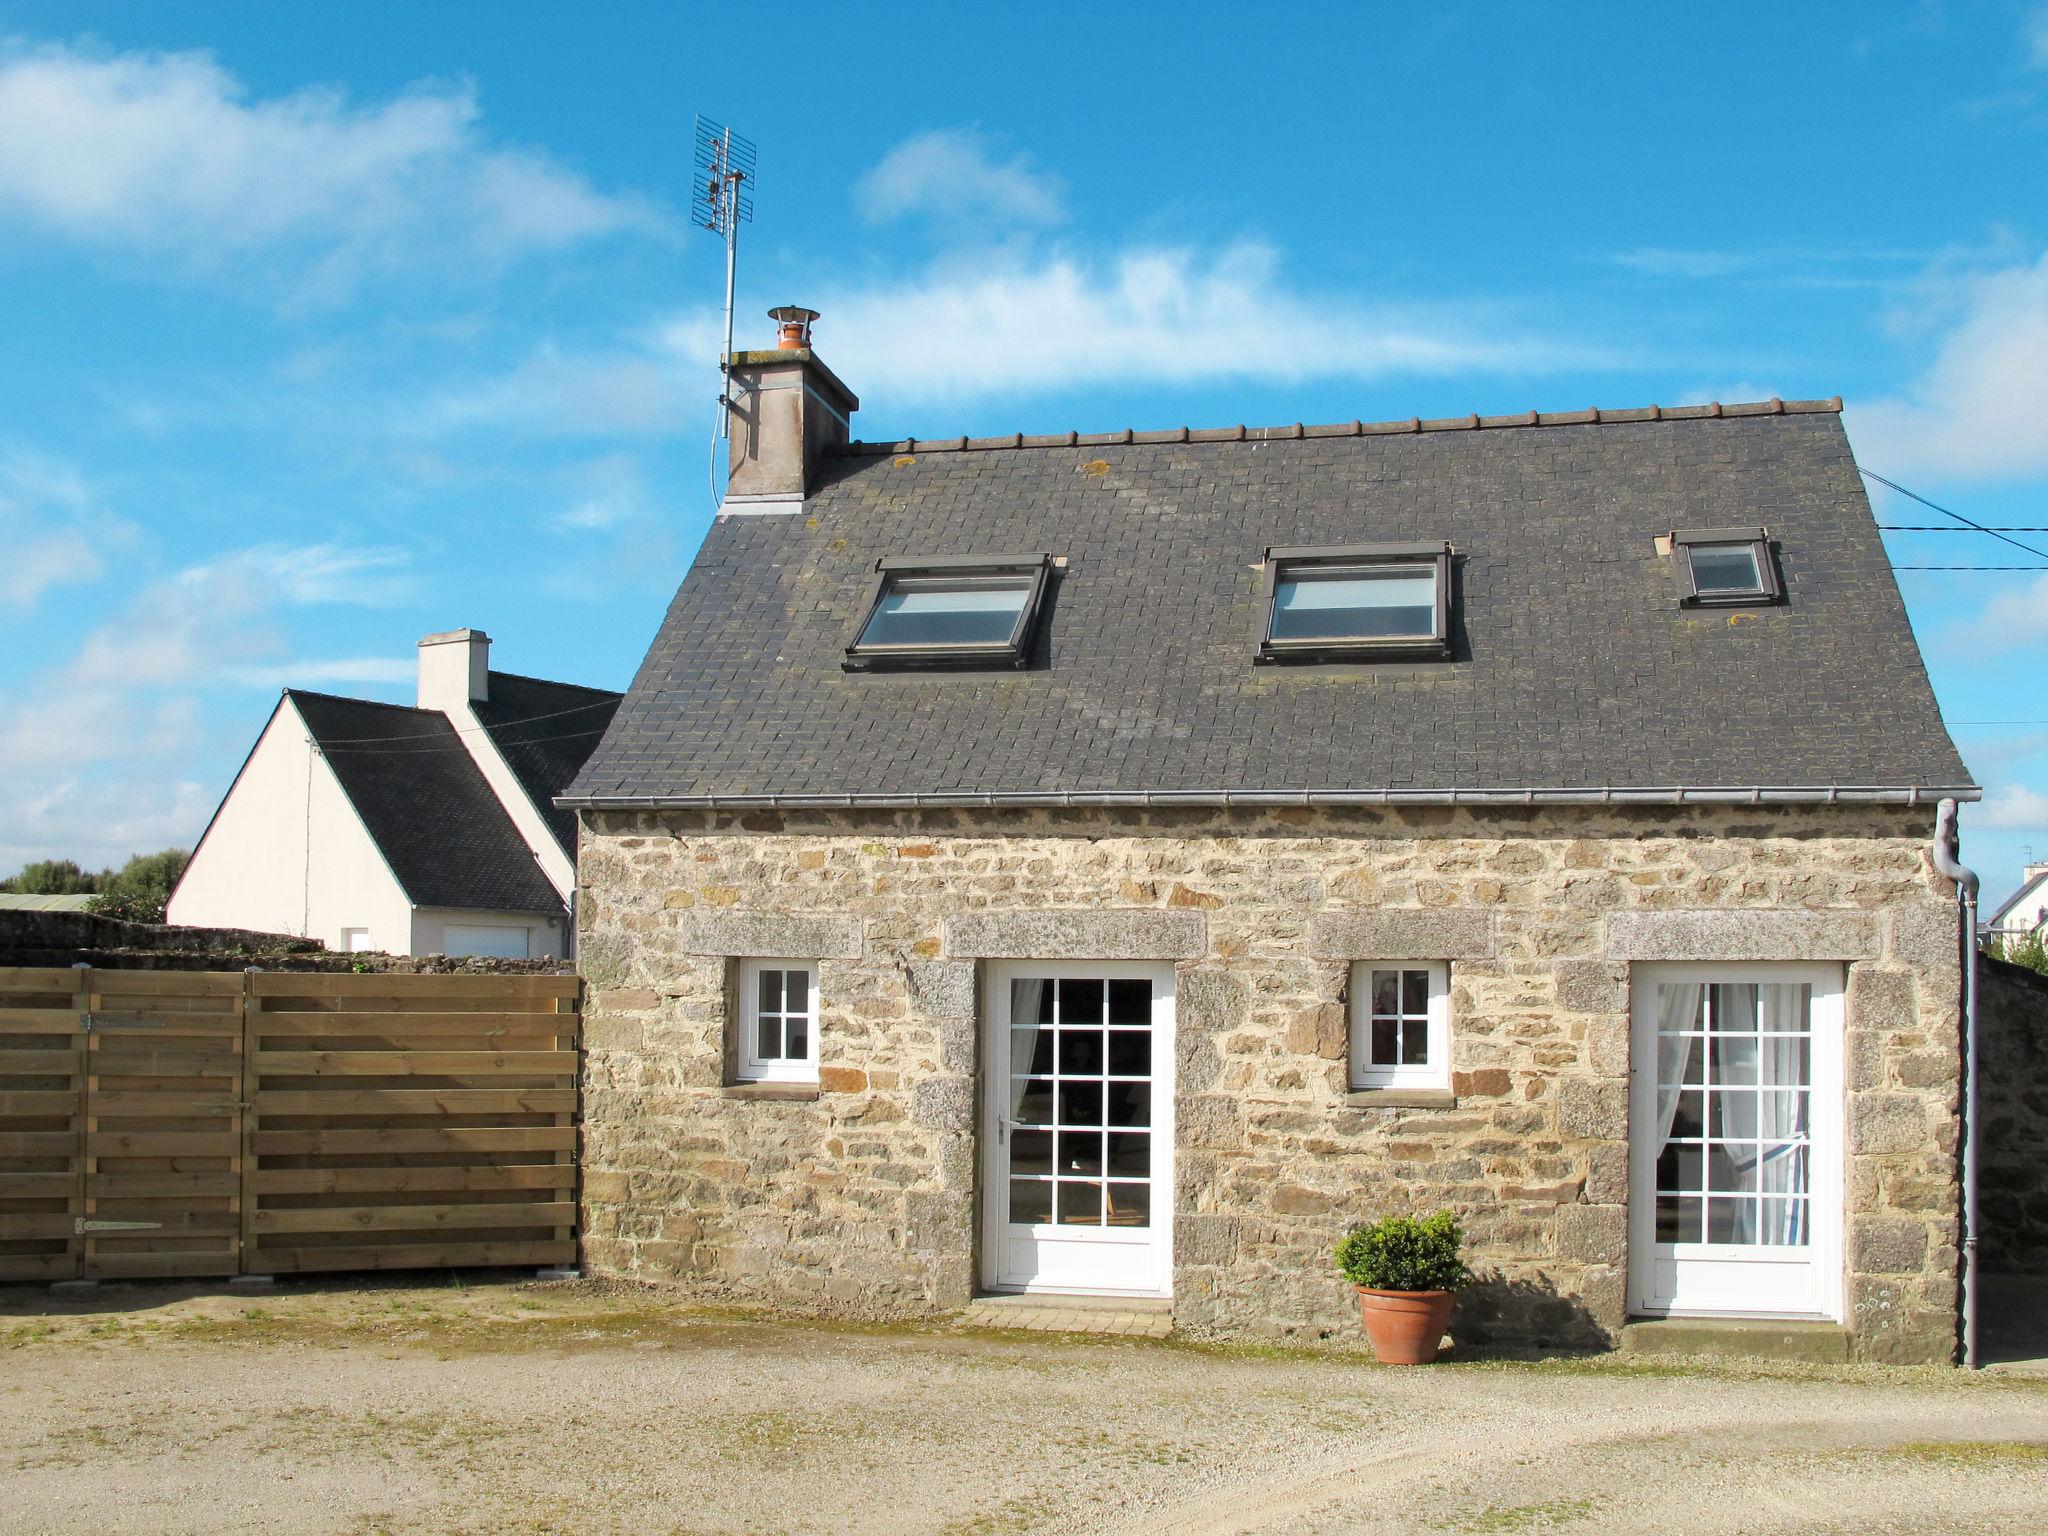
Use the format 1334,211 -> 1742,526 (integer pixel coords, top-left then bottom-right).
418,628 -> 490,712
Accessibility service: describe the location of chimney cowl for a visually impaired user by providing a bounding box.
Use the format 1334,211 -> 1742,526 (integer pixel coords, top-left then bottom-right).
768,304 -> 820,350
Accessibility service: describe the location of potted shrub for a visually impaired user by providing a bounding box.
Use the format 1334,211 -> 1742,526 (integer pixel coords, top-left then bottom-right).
1333,1209 -> 1470,1364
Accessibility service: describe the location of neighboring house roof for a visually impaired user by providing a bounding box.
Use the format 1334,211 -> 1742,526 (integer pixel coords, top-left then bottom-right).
1986,869 -> 2048,931
0,893 -> 96,911
566,401 -> 1973,808
290,690 -> 564,913
471,671 -> 621,855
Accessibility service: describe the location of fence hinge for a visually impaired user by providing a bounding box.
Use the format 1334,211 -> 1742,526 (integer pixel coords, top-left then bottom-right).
76,1219 -> 163,1234
79,1014 -> 166,1034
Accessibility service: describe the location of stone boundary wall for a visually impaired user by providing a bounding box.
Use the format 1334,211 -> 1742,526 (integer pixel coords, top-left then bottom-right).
576,803 -> 1963,1362
1979,955 -> 2048,1272
0,909 -> 569,975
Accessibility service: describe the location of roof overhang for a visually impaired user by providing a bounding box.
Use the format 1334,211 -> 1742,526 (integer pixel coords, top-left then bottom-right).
558,784 -> 1981,812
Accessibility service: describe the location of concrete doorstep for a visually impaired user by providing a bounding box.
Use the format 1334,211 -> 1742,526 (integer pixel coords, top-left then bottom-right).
961,1294 -> 1175,1339
1618,1317 -> 1854,1363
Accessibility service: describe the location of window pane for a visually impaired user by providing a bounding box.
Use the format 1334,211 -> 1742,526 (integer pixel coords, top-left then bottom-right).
1058,979 -> 1105,1025
1710,984 -> 1758,1032
1670,1090 -> 1705,1139
1057,1080 -> 1103,1127
1400,1022 -> 1429,1065
757,968 -> 782,1015
1105,1131 -> 1150,1177
1060,1029 -> 1104,1076
1013,978 -> 1057,1026
1010,1130 -> 1053,1176
1270,564 -> 1436,641
1107,1030 -> 1151,1077
1656,1142 -> 1702,1193
784,1014 -> 808,1062
1707,1145 -> 1757,1194
1371,970 -> 1400,1016
1107,979 -> 1150,1025
1058,1128 -> 1103,1175
1688,543 -> 1762,594
858,576 -> 1030,647
1012,1080 -> 1054,1125
1402,969 -> 1429,1015
755,1015 -> 781,1062
1758,1198 -> 1809,1246
1707,1197 -> 1757,1244
1009,1179 -> 1052,1225
1657,1194 -> 1701,1243
782,969 -> 810,1014
1370,1017 -> 1400,1065
1057,1180 -> 1103,1226
1710,1034 -> 1759,1086
1106,1081 -> 1151,1128
1712,1090 -> 1758,1140
1106,1181 -> 1151,1229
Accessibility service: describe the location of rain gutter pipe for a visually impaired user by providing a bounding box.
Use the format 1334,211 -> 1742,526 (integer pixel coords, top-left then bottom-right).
1931,798 -> 1981,1370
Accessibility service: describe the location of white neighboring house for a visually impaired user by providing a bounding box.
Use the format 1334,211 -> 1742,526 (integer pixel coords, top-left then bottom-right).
1985,859 -> 2048,942
168,629 -> 620,959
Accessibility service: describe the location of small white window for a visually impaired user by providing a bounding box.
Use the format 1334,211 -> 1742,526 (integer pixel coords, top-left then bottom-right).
341,928 -> 373,953
1348,962 -> 1450,1090
738,960 -> 819,1083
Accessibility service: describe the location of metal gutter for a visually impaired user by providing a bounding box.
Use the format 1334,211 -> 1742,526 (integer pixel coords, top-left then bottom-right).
1930,799 -> 1982,1370
557,784 -> 1982,812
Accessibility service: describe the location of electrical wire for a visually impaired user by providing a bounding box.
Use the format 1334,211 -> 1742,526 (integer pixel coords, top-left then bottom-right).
306,696 -> 618,745
1893,565 -> 2048,571
1881,525 -> 2048,533
316,726 -> 613,757
1861,468 -> 2048,562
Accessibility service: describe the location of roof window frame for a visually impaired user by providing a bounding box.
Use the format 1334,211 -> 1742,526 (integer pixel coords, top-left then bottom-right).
1256,541 -> 1453,663
1671,526 -> 1782,608
844,553 -> 1054,671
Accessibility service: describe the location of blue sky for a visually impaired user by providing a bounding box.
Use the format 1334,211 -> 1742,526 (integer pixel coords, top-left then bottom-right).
2,2 -> 2045,902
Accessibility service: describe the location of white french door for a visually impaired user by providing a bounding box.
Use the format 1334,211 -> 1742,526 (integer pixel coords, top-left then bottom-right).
1629,963 -> 1843,1320
981,961 -> 1175,1298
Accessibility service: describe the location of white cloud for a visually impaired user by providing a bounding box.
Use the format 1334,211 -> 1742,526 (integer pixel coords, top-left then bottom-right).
1975,783 -> 2048,830
1949,570 -> 2048,649
220,656 -> 414,689
660,242 -> 1611,406
1851,249 -> 2048,479
416,345 -> 690,439
858,129 -> 1065,227
0,446 -> 138,608
0,42 -> 664,292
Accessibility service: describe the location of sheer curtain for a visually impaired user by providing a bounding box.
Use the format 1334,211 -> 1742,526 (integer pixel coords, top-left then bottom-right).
1008,978 -> 1046,1121
1757,983 -> 1809,1245
1655,983 -> 1704,1145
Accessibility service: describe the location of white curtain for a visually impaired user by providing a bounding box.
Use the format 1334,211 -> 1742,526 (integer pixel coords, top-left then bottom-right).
1655,983 -> 1705,1145
1757,983 -> 1810,1245
1008,978 -> 1046,1120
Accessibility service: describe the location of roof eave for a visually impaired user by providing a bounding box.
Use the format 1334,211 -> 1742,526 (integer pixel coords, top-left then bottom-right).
556,784 -> 1981,812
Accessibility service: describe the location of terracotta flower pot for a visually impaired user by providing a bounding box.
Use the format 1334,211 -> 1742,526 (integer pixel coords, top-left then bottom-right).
1355,1287 -> 1455,1364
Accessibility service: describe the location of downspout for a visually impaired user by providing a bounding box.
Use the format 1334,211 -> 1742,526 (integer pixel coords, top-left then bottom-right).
1930,799 -> 1981,1369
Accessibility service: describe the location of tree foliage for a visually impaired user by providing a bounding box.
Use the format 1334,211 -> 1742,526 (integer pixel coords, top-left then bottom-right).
0,858 -> 103,895
1986,927 -> 2048,980
86,849 -> 192,924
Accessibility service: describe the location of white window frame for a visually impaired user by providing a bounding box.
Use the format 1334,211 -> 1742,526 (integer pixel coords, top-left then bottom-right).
1348,961 -> 1451,1090
737,959 -> 820,1084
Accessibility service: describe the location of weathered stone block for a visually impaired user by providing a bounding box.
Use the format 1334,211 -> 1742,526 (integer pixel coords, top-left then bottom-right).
1308,909 -> 1494,961
905,958 -> 976,1020
1557,1079 -> 1628,1140
911,1076 -> 973,1131
943,909 -> 1205,960
1553,959 -> 1628,1015
1557,1204 -> 1627,1265
1848,1094 -> 1926,1155
672,910 -> 864,959
1175,1213 -> 1239,1267
1850,1216 -> 1929,1275
1604,909 -> 1877,961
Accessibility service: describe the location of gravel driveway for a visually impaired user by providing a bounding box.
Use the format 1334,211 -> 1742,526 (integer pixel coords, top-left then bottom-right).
4,1278 -> 2045,1535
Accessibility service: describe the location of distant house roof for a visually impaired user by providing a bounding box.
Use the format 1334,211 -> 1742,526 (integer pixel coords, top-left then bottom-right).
471,671 -> 621,855
289,691 -> 564,913
1986,867 -> 2048,931
0,893 -> 96,912
565,400 -> 1973,809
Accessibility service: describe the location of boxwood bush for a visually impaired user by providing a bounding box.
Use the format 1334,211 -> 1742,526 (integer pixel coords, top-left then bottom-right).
1333,1210 -> 1470,1292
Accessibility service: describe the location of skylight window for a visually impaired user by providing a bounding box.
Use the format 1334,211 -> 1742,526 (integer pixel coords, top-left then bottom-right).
846,554 -> 1052,669
1672,527 -> 1781,607
1258,543 -> 1452,662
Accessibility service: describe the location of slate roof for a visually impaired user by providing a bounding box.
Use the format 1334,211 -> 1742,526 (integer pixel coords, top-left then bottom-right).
290,691 -> 564,913
565,399 -> 1974,807
471,671 -> 621,854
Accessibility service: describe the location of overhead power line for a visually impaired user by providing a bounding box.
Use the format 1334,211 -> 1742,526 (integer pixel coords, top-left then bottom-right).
1860,468 -> 2048,563
302,696 -> 618,745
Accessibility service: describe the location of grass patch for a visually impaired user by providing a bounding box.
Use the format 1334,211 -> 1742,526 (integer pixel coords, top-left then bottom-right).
1882,1439 -> 2048,1468
1447,1496 -> 1601,1533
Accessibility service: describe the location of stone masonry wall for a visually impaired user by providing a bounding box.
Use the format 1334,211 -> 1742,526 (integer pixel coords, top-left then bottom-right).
576,804 -> 1964,1362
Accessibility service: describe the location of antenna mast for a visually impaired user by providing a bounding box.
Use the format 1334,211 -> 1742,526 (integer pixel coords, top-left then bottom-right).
693,116 -> 756,448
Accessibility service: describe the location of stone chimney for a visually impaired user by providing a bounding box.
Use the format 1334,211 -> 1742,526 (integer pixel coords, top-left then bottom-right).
417,628 -> 490,712
723,305 -> 859,503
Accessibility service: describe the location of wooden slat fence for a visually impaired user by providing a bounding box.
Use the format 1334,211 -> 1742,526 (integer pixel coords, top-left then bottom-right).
0,967 -> 579,1282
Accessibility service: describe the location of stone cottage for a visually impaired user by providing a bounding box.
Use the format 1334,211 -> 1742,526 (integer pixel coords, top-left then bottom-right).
561,314 -> 1979,1362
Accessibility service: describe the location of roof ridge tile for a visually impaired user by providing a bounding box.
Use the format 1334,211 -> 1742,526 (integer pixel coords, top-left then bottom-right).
836,397 -> 1844,457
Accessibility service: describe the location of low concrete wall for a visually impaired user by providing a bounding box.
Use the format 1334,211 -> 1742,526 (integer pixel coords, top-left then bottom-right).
1980,956 -> 2048,1273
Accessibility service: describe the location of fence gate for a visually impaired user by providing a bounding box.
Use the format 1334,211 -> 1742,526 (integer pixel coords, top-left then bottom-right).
0,966 -> 579,1283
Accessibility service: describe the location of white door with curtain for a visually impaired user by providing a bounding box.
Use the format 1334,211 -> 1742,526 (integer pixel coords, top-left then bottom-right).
981,961 -> 1175,1297
1629,963 -> 1844,1320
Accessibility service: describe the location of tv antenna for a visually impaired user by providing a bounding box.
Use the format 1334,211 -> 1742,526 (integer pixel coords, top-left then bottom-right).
693,116 -> 755,479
